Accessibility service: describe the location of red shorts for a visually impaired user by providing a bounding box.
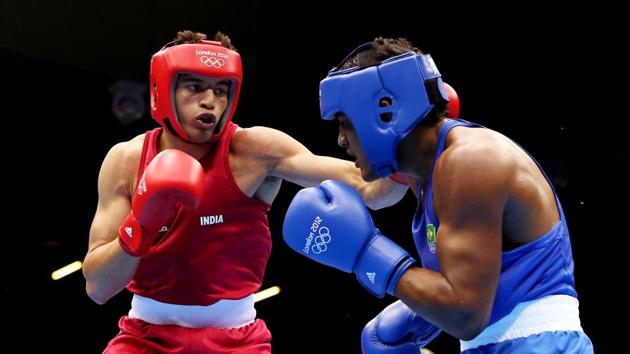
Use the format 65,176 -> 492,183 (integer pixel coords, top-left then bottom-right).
103,316 -> 272,354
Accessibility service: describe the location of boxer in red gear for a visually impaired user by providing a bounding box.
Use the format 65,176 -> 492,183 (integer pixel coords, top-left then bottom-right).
83,30 -> 407,354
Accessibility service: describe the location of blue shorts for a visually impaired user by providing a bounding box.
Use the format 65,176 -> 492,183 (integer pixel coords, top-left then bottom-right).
462,330 -> 593,353
460,295 -> 593,353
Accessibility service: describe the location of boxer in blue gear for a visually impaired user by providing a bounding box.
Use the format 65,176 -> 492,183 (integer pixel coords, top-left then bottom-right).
283,37 -> 593,353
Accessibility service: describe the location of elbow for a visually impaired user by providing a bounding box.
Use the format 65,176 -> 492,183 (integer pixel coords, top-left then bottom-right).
84,265 -> 113,305
365,199 -> 390,210
365,198 -> 385,210
358,183 -> 404,210
360,189 -> 388,210
89,295 -> 108,306
366,198 -> 396,210
356,185 -> 375,209
85,282 -> 111,305
457,322 -> 487,341
451,311 -> 490,341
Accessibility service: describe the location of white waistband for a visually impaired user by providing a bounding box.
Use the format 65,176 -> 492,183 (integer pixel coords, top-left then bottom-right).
460,295 -> 584,351
128,294 -> 256,329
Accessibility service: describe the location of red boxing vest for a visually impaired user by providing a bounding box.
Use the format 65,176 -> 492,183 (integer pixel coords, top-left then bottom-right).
127,123 -> 272,305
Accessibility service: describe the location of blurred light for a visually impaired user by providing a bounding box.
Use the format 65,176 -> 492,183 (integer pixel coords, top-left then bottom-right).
253,286 -> 281,303
52,260 -> 83,280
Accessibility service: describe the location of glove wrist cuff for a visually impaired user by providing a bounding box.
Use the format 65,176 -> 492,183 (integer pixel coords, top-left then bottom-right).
355,231 -> 417,298
118,212 -> 144,257
386,257 -> 416,296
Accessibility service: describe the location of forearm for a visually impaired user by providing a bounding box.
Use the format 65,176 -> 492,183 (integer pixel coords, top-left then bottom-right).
279,156 -> 363,188
325,161 -> 408,209
394,267 -> 490,340
286,156 -> 407,209
83,238 -> 140,304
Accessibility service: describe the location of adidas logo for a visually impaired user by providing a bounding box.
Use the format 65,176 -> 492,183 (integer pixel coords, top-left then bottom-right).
125,227 -> 133,238
366,272 -> 376,284
137,177 -> 147,195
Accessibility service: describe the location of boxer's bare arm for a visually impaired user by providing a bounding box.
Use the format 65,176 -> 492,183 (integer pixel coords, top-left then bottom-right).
237,126 -> 408,208
83,142 -> 140,304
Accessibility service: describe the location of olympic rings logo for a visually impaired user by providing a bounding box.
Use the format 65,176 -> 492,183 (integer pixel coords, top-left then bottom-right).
200,56 -> 225,68
311,226 -> 331,254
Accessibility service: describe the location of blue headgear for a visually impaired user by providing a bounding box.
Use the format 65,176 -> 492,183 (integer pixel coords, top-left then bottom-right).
319,42 -> 449,177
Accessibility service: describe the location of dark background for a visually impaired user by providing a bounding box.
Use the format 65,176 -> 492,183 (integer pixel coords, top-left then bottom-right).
2,1 -> 625,353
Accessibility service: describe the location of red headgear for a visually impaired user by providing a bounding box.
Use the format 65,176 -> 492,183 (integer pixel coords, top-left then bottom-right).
150,40 -> 243,143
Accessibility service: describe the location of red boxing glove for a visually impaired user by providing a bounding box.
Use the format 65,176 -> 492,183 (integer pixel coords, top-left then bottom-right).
443,82 -> 460,118
118,149 -> 204,256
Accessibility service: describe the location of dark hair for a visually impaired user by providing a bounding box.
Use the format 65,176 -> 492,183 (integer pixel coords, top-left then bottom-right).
172,30 -> 237,51
340,37 -> 447,122
339,37 -> 420,70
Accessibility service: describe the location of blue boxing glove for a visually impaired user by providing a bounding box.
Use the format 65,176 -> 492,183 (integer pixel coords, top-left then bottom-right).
282,180 -> 416,297
361,300 -> 441,354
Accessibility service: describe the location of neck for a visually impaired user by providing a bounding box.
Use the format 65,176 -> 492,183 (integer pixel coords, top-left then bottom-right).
397,119 -> 446,185
158,130 -> 213,161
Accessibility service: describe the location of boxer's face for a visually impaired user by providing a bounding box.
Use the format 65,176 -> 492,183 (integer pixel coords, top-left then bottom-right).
174,73 -> 229,144
336,114 -> 379,181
